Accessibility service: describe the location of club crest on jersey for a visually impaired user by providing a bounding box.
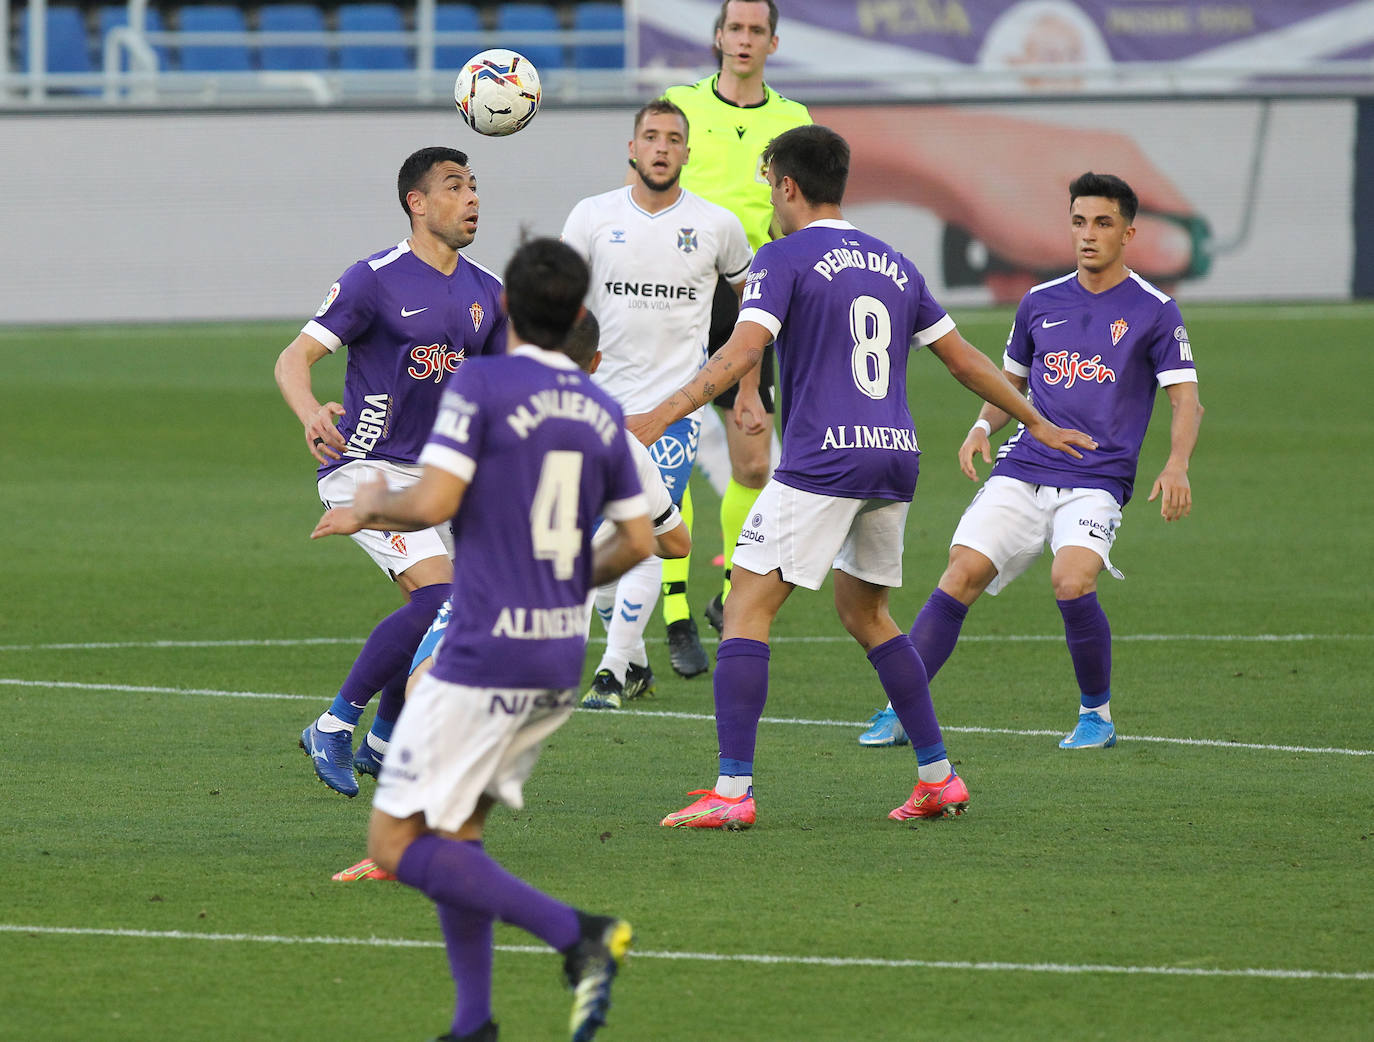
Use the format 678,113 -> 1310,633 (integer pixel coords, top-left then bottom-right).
677,228 -> 698,254
315,283 -> 340,317
1110,318 -> 1129,346
389,533 -> 407,556
470,302 -> 484,332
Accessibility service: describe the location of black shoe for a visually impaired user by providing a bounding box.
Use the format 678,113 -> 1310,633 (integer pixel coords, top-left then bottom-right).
665,618 -> 709,677
623,661 -> 655,701
703,592 -> 724,634
433,1021 -> 497,1042
563,913 -> 633,1042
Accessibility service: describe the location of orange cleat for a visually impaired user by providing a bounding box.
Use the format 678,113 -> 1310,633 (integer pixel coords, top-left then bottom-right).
888,773 -> 970,821
660,788 -> 756,830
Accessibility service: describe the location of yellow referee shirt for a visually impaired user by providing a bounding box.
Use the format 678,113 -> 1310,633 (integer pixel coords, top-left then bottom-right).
664,75 -> 811,251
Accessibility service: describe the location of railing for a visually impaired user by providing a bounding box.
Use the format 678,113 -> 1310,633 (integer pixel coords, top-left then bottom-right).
5,0 -> 1372,108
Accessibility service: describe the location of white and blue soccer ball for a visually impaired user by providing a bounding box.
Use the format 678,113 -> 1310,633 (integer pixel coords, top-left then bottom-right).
454,48 -> 541,137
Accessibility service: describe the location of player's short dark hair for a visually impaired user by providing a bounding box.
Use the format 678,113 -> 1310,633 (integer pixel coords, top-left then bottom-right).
397,146 -> 469,218
504,238 -> 590,353
562,309 -> 601,371
762,124 -> 849,206
712,0 -> 780,67
1069,172 -> 1139,224
633,97 -> 690,137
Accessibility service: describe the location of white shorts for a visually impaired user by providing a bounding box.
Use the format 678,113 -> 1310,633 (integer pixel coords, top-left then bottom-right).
732,480 -> 910,591
951,475 -> 1125,596
373,672 -> 577,833
317,459 -> 454,581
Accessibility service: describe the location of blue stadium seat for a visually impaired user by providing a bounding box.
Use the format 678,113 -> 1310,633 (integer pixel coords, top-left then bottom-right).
97,5 -> 170,71
259,4 -> 329,72
19,6 -> 94,76
572,2 -> 624,69
337,3 -> 411,71
177,5 -> 253,72
495,3 -> 563,71
434,4 -> 483,71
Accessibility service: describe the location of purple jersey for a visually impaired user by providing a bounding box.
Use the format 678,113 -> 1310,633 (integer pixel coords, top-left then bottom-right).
303,240 -> 507,479
737,220 -> 953,501
994,271 -> 1197,505
420,346 -> 646,689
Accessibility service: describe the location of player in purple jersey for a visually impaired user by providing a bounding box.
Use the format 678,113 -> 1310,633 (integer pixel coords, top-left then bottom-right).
859,172 -> 1204,752
629,125 -> 1095,828
275,146 -> 507,798
311,239 -> 652,1042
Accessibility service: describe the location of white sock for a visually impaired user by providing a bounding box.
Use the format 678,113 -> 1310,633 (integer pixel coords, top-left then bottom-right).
603,556 -> 662,681
917,759 -> 953,784
715,774 -> 752,798
364,731 -> 388,754
1084,702 -> 1112,722
316,712 -> 354,734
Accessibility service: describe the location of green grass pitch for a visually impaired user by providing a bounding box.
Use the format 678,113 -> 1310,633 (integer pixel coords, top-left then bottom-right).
2,303 -> 1371,1041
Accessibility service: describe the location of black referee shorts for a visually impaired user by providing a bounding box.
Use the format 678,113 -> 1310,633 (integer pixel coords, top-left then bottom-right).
707,275 -> 775,412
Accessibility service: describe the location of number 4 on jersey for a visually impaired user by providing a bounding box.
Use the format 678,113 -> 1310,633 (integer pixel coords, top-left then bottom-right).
530,450 -> 583,580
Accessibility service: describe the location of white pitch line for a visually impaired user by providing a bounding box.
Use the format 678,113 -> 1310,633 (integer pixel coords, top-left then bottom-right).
0,633 -> 1370,652
3,677 -> 1371,757
1,924 -> 1368,982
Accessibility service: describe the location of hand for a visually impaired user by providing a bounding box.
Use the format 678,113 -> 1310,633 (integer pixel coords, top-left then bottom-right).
306,402 -> 347,463
311,506 -> 362,540
1148,464 -> 1192,521
958,428 -> 993,482
732,387 -> 768,436
1027,418 -> 1097,459
625,409 -> 668,447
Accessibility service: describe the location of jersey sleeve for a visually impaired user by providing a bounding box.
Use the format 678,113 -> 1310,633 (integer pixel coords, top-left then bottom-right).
1150,300 -> 1198,387
735,241 -> 791,340
419,366 -> 485,482
1003,296 -> 1035,378
560,199 -> 593,261
716,211 -> 754,284
600,426 -> 647,522
907,263 -> 954,347
303,260 -> 376,351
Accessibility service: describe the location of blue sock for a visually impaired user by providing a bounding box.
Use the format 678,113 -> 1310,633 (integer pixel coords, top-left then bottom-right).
719,756 -> 753,776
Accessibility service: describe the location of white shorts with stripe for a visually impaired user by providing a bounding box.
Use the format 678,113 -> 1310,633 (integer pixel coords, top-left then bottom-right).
372,672 -> 576,833
317,459 -> 454,581
731,479 -> 910,591
951,475 -> 1125,596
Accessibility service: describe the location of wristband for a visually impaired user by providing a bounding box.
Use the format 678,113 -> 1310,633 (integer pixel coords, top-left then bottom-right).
971,418 -> 993,437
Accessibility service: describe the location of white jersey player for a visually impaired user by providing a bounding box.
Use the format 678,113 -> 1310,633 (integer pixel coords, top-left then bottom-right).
561,97 -> 752,709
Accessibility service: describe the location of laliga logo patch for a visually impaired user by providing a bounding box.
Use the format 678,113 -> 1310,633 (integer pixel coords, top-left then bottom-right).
751,512 -> 763,528
649,435 -> 687,469
1110,317 -> 1129,346
389,533 -> 408,556
470,301 -> 484,332
677,228 -> 699,254
315,283 -> 340,317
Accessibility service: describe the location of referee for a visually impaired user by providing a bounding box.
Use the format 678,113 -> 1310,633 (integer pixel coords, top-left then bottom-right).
656,0 -> 811,677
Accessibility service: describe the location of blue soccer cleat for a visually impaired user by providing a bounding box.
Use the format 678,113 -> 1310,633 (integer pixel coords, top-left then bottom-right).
300,720 -> 360,797
859,705 -> 909,747
564,913 -> 633,1042
354,736 -> 385,778
1059,710 -> 1117,749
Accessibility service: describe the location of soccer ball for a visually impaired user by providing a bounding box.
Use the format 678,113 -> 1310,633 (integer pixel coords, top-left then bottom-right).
454,49 -> 541,137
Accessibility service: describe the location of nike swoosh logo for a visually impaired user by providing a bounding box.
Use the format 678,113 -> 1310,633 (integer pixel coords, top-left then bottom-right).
1042,318 -> 1068,328
400,306 -> 428,317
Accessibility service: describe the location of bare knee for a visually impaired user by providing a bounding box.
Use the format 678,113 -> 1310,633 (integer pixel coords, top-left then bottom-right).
938,547 -> 996,604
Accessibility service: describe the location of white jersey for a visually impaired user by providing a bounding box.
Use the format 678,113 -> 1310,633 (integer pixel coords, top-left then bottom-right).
561,186 -> 753,413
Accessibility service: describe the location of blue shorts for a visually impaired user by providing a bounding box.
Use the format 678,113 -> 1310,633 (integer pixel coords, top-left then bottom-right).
648,416 -> 700,506
410,599 -> 452,674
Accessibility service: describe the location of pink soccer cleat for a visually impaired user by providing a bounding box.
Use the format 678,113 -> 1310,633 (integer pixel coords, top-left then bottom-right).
888,773 -> 970,821
331,857 -> 396,882
660,788 -> 756,830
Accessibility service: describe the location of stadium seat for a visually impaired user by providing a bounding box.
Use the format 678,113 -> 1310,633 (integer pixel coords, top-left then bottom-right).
177,5 -> 253,72
495,3 -> 564,71
572,2 -> 624,70
259,4 -> 329,72
337,3 -> 411,71
97,5 -> 170,71
18,5 -> 94,76
434,3 -> 483,71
